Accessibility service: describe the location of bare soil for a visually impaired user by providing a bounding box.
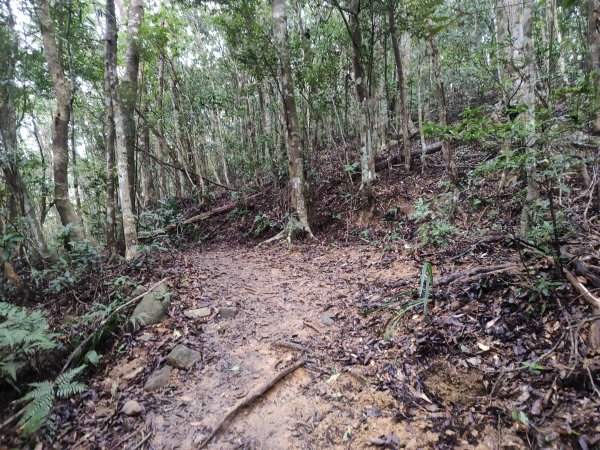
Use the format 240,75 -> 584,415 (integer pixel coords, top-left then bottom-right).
61,243 -> 524,449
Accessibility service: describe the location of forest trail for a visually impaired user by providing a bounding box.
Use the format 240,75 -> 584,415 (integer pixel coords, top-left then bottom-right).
143,244 -> 419,449
93,244 -> 452,449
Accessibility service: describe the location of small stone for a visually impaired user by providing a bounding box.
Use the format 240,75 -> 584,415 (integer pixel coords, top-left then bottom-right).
144,366 -> 173,392
184,307 -> 212,319
217,307 -> 238,319
131,282 -> 171,326
321,311 -> 335,326
166,345 -> 201,369
121,400 -> 143,416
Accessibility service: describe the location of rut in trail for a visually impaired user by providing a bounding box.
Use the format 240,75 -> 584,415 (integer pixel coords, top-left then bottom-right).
96,244 -> 518,449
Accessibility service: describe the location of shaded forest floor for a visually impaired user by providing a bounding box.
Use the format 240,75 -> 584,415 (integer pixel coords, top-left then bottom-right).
3,149 -> 600,449
56,244 -> 529,449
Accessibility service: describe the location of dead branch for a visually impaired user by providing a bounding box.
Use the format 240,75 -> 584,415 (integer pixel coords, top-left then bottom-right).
563,267 -> 600,352
198,359 -> 304,449
161,194 -> 261,234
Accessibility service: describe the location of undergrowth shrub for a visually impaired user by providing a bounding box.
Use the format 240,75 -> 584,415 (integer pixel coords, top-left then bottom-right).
409,197 -> 455,247
18,366 -> 87,437
0,302 -> 59,387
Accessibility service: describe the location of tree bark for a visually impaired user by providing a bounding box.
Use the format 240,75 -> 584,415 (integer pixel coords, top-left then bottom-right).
121,0 -> 143,212
271,0 -> 313,236
388,0 -> 411,170
35,0 -> 84,242
104,0 -> 118,254
346,0 -> 376,192
156,51 -> 168,197
110,0 -> 144,260
589,0 -> 600,132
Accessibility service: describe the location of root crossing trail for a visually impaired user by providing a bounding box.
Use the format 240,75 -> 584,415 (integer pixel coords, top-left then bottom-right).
97,243 -> 433,450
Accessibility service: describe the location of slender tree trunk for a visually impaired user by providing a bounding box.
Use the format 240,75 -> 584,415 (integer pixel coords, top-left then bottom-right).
121,0 -> 143,212
139,80 -> 156,207
339,0 -> 376,194
110,0 -> 144,260
272,0 -> 313,235
589,0 -> 600,132
496,0 -> 538,234
428,34 -> 458,182
388,0 -> 411,169
157,51 -> 168,197
35,0 -> 84,242
104,0 -> 118,254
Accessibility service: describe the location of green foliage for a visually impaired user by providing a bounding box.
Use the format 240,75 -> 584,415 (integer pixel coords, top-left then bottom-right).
32,240 -> 101,295
0,302 -> 59,387
252,213 -> 272,237
409,197 -> 455,247
18,366 -> 87,436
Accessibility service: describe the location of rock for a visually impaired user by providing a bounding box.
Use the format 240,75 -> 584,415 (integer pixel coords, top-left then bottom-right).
184,307 -> 212,319
217,306 -> 238,319
131,282 -> 171,326
121,400 -> 143,416
321,311 -> 335,326
166,345 -> 201,369
144,366 -> 173,392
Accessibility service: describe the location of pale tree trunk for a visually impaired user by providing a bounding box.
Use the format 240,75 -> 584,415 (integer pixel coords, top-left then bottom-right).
139,80 -> 157,207
400,33 -> 417,135
271,0 -> 313,236
496,0 -> 538,234
156,51 -> 168,197
121,0 -> 143,212
589,0 -> 600,132
428,35 -> 458,182
340,0 -> 376,193
104,0 -> 118,254
169,77 -> 197,194
110,0 -> 144,260
35,0 -> 84,242
258,80 -> 273,177
388,0 -> 411,169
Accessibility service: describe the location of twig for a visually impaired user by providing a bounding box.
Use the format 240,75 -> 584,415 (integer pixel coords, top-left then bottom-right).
130,431 -> 152,450
60,277 -> 171,375
198,359 -> 304,448
563,268 -> 600,311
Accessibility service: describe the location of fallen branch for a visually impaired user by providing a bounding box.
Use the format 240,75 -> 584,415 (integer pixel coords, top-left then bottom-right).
375,141 -> 443,172
161,193 -> 261,233
60,277 -> 171,375
563,267 -> 600,352
198,359 -> 304,448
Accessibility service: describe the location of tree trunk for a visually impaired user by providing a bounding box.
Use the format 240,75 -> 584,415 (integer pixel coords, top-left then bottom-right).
271,0 -> 313,236
35,0 -> 84,242
589,0 -> 600,132
139,79 -> 156,207
110,0 -> 144,260
157,51 -> 168,197
428,34 -> 458,182
388,0 -> 411,170
121,0 -> 143,212
496,0 -> 538,234
346,0 -> 376,192
104,0 -> 118,254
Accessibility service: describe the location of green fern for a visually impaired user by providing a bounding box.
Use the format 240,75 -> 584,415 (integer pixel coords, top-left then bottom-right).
0,302 -> 59,385
18,366 -> 87,436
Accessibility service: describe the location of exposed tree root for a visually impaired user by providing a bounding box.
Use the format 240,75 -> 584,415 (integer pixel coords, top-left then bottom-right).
198,359 -> 304,449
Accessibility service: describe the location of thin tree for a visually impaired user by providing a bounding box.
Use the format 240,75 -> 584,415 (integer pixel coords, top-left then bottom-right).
110,0 -> 144,260
589,0 -> 600,132
271,0 -> 313,236
35,0 -> 84,242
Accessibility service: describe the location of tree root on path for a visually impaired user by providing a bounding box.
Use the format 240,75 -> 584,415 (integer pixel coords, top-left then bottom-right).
198,359 -> 304,449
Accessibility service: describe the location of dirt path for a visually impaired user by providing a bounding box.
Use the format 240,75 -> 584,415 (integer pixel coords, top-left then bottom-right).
85,244 -> 520,450
151,244 -> 418,449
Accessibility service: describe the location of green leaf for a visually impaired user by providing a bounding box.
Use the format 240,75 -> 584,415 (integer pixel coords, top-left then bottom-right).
511,410 -> 529,427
